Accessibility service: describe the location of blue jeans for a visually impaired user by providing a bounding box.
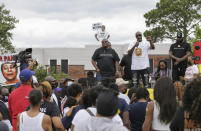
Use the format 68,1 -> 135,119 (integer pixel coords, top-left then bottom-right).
96,73 -> 102,82
96,73 -> 115,82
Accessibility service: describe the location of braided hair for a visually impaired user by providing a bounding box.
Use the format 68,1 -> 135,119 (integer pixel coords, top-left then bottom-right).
183,76 -> 201,124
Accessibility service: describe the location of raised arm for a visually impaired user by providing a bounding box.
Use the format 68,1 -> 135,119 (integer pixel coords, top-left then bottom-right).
95,34 -> 99,41
107,34 -> 110,40
146,36 -> 155,49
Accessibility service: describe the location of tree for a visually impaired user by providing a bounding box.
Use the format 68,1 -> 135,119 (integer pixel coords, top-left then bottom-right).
0,4 -> 18,53
190,24 -> 201,53
34,66 -> 48,83
34,66 -> 70,83
49,67 -> 69,81
195,24 -> 201,40
144,0 -> 201,43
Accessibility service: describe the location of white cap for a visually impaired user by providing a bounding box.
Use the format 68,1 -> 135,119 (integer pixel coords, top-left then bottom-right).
115,78 -> 129,86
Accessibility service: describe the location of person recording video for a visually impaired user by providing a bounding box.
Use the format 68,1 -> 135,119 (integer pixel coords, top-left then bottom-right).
14,48 -> 37,71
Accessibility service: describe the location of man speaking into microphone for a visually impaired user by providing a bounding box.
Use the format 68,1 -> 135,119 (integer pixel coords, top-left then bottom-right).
128,31 -> 155,88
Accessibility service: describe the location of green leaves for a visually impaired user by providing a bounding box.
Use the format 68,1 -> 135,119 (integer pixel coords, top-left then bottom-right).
144,0 -> 201,43
34,66 -> 70,83
34,66 -> 48,83
0,4 -> 18,54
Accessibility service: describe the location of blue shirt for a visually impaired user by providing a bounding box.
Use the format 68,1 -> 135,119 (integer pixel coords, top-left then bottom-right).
118,98 -> 129,118
129,102 -> 148,131
62,105 -> 84,130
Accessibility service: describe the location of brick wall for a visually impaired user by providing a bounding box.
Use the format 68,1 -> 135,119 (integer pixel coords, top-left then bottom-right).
68,65 -> 85,79
150,55 -> 170,69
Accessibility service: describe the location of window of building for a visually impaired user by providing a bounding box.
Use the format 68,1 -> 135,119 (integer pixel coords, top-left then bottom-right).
61,59 -> 68,74
50,59 -> 57,73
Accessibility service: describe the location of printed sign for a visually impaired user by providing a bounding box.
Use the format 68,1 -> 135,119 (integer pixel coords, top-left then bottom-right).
92,23 -> 102,31
0,54 -> 19,86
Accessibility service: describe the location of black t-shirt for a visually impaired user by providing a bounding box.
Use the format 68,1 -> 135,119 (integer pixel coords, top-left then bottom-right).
120,54 -> 132,80
169,42 -> 191,66
39,100 -> 60,117
0,101 -> 11,123
27,100 -> 60,131
92,47 -> 120,77
27,100 -> 60,117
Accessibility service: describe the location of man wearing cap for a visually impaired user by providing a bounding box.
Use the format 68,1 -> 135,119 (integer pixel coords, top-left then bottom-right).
8,69 -> 34,131
169,32 -> 191,82
116,78 -> 130,104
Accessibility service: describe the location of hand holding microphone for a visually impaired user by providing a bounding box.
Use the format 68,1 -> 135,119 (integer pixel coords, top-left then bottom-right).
134,41 -> 139,47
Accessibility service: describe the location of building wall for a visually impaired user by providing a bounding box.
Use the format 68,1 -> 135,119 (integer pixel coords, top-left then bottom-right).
28,44 -> 172,79
68,65 -> 85,79
150,55 -> 170,69
58,55 -> 171,79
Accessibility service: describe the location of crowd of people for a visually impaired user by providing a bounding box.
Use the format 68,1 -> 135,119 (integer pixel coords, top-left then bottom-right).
0,29 -> 200,131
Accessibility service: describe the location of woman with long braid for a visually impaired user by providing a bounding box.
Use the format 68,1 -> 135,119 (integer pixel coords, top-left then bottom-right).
170,77 -> 201,131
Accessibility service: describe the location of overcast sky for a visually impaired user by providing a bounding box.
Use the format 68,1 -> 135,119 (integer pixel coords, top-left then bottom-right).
2,0 -> 159,48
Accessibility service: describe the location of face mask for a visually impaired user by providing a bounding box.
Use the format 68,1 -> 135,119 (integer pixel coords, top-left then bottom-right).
3,95 -> 9,102
52,82 -> 58,89
68,81 -> 73,86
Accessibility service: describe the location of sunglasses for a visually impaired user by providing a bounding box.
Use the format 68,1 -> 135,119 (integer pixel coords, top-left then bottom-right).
136,34 -> 142,37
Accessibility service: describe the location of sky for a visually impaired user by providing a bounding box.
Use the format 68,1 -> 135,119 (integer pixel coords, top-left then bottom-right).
2,0 -> 160,48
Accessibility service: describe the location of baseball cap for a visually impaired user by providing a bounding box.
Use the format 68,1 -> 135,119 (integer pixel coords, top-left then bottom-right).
115,78 -> 129,86
177,32 -> 183,38
45,76 -> 56,82
20,69 -> 35,82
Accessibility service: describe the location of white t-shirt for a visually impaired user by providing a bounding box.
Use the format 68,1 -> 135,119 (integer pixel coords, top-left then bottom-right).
63,107 -> 70,116
128,41 -> 150,70
72,107 -> 123,127
74,117 -> 128,131
96,31 -> 109,41
185,65 -> 199,79
118,93 -> 130,104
